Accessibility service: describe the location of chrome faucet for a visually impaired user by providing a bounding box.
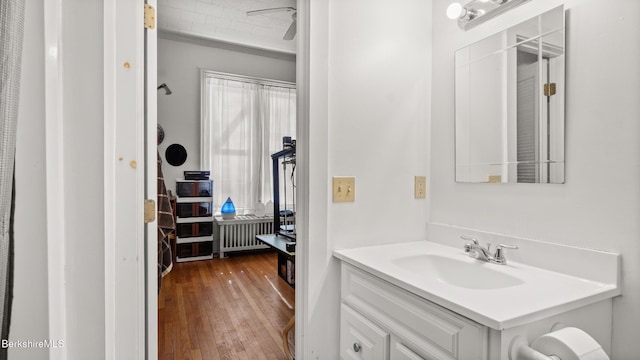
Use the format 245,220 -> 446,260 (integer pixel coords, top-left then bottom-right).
460,235 -> 518,265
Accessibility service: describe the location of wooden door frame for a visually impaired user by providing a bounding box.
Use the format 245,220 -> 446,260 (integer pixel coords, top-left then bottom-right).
104,0 -> 147,358
43,0 -> 67,358
294,0 -> 310,358
44,0 -> 159,358
102,0 -> 311,358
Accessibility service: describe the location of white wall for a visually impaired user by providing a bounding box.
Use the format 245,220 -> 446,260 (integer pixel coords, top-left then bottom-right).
11,0 -> 49,358
157,36 -> 296,195
430,0 -> 640,358
305,0 -> 432,358
60,0 -> 106,356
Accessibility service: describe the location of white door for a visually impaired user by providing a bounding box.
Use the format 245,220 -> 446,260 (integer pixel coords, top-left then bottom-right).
516,60 -> 539,183
144,1 -> 159,359
546,56 -> 564,183
540,58 -> 549,183
104,0 -> 150,358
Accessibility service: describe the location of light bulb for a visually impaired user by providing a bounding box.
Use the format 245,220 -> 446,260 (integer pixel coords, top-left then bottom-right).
447,2 -> 465,20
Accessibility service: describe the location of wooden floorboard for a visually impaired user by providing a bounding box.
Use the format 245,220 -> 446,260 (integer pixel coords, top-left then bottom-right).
158,251 -> 295,360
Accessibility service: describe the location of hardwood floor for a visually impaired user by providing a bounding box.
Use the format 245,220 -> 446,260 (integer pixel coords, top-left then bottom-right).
158,251 -> 295,360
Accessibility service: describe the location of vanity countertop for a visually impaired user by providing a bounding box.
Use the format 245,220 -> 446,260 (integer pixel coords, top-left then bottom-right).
334,241 -> 620,330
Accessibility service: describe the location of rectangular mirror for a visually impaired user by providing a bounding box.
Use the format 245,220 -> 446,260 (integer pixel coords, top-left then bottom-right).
455,6 -> 565,183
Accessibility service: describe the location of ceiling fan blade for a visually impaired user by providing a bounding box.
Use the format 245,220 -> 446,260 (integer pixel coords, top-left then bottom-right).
246,7 -> 296,16
283,19 -> 297,40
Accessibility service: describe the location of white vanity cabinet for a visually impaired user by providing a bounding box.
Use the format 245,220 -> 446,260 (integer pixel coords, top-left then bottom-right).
341,303 -> 390,359
340,263 -> 488,360
390,336 -> 427,360
336,240 -> 619,360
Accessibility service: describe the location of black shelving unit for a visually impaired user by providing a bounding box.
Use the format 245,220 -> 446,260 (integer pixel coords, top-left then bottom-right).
175,179 -> 215,262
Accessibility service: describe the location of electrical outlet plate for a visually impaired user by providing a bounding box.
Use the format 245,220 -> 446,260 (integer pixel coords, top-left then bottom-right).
414,176 -> 426,199
332,177 -> 355,203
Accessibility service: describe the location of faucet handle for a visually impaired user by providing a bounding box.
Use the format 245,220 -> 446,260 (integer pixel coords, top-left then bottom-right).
460,235 -> 479,253
460,235 -> 479,245
493,244 -> 518,264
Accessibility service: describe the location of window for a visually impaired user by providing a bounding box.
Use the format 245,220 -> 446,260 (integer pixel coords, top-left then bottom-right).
201,70 -> 296,214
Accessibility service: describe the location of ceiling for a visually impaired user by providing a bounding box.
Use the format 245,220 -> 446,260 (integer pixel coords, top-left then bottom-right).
157,0 -> 297,55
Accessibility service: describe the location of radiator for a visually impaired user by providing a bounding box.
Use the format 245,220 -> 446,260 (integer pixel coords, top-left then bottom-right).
216,215 -> 273,258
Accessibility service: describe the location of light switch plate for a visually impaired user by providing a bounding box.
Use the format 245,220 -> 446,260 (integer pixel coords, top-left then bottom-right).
414,176 -> 426,199
333,177 -> 355,202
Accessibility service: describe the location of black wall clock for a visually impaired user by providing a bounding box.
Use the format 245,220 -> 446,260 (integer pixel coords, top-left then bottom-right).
165,144 -> 187,166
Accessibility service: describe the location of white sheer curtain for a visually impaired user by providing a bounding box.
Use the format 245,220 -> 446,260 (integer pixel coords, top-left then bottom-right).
0,0 -> 25,352
201,72 -> 296,214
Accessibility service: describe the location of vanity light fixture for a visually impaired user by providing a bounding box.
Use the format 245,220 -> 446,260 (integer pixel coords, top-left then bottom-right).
447,0 -> 531,30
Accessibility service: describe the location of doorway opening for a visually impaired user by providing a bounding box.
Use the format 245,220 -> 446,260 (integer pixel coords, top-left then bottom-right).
152,1 -> 305,359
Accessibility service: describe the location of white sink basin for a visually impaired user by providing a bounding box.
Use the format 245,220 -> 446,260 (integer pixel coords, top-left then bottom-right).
334,241 -> 620,330
391,254 -> 524,290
